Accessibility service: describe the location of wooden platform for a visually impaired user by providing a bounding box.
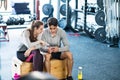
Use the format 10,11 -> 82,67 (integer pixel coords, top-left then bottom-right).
20,62 -> 33,76
50,59 -> 67,79
12,57 -> 67,79
12,57 -> 33,78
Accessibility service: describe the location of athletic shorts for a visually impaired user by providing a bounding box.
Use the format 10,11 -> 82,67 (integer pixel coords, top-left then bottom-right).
51,52 -> 62,60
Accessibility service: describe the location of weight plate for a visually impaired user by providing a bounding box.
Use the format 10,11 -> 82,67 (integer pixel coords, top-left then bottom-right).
95,10 -> 105,26
60,4 -> 72,16
58,17 -> 66,29
94,27 -> 106,42
42,4 -> 54,15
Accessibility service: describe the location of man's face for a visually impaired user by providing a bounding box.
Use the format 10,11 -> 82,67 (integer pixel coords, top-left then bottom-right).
49,25 -> 57,34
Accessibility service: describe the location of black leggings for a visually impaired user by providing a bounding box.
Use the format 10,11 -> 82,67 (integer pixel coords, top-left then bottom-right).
17,49 -> 43,71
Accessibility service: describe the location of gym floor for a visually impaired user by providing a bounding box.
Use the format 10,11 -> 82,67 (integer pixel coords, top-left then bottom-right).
0,28 -> 120,80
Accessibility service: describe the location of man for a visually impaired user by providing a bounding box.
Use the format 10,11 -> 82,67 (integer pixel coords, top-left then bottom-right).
41,17 -> 73,80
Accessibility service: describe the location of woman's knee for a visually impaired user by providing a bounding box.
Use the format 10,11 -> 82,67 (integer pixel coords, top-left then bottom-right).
32,49 -> 39,54
35,52 -> 43,57
33,50 -> 43,61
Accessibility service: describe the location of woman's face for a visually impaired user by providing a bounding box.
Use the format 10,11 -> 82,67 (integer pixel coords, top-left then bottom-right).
35,25 -> 44,35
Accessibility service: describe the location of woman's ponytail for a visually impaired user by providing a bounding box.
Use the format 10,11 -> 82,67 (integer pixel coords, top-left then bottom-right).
29,20 -> 43,42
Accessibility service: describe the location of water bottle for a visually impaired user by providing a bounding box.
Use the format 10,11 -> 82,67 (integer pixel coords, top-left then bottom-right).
78,66 -> 83,80
14,73 -> 20,80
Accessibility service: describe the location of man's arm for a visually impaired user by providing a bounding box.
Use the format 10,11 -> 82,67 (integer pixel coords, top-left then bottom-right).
59,30 -> 70,52
41,32 -> 50,51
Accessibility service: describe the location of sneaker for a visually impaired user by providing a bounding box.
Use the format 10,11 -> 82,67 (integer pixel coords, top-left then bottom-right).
108,44 -> 119,48
66,76 -> 73,80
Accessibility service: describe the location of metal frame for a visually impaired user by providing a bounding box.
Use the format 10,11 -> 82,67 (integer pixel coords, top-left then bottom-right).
75,0 -> 78,29
64,0 -> 72,31
0,25 -> 9,42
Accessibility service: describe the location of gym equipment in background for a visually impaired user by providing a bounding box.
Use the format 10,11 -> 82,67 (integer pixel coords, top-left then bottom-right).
41,17 -> 49,28
104,0 -> 120,47
95,10 -> 105,26
6,17 -> 25,25
42,0 -> 54,28
42,4 -> 54,16
13,3 -> 30,14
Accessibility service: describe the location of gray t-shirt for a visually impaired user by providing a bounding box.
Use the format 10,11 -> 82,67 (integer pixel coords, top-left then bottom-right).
41,27 -> 70,52
21,29 -> 42,49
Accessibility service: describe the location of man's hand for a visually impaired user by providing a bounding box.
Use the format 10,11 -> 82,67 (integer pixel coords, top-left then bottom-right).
48,47 -> 53,53
51,46 -> 59,53
47,46 -> 59,53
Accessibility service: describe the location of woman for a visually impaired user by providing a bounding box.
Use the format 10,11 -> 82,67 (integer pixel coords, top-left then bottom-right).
18,20 -> 45,71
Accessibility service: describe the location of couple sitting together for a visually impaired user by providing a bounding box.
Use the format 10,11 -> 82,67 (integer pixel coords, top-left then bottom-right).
17,17 -> 74,80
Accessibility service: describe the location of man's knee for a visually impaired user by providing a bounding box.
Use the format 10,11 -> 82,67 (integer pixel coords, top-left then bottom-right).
45,53 -> 51,61
64,51 -> 73,60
